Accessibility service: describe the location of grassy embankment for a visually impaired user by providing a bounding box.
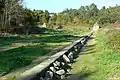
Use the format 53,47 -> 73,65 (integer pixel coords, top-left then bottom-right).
66,26 -> 120,80
0,25 -> 89,77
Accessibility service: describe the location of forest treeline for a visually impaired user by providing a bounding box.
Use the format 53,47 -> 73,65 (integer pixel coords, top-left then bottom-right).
0,0 -> 120,33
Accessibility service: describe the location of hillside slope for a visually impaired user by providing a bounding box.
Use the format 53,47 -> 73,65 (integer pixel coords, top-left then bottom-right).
66,27 -> 120,80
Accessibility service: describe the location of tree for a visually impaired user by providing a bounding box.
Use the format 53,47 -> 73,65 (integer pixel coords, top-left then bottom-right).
32,9 -> 44,25
0,0 -> 24,32
0,0 -> 4,14
42,10 -> 49,24
56,14 -> 62,25
89,3 -> 99,16
48,13 -> 57,27
23,9 -> 35,25
102,6 -> 106,10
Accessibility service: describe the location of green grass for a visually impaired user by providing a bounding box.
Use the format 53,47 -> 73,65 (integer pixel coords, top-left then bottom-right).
93,29 -> 120,80
66,27 -> 120,80
105,29 -> 120,51
0,25 -> 89,77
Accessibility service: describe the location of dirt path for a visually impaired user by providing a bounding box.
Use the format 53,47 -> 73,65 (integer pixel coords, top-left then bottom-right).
67,36 -> 97,80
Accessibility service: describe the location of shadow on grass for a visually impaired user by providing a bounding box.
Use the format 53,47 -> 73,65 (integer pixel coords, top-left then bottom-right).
82,50 -> 96,55
0,28 -> 82,48
0,43 -> 52,76
0,36 -> 25,47
38,35 -> 81,43
0,34 -> 81,52
84,44 -> 96,48
66,71 -> 96,80
0,35 -> 84,76
78,72 -> 93,80
0,27 -> 86,76
79,43 -> 96,55
0,27 -> 58,47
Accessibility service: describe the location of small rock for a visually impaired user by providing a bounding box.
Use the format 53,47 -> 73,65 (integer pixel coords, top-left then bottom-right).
50,67 -> 56,73
56,69 -> 65,75
61,62 -> 65,66
40,77 -> 44,80
53,63 -> 57,67
44,71 -> 53,80
55,61 -> 60,66
63,55 -> 70,63
68,52 -> 74,62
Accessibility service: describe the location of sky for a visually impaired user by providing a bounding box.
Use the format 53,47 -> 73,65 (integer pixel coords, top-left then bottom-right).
24,0 -> 120,13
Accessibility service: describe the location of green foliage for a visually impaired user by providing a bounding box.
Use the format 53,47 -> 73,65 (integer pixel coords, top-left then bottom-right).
105,29 -> 120,51
23,9 -> 36,25
1,2 -> 120,33
54,3 -> 120,25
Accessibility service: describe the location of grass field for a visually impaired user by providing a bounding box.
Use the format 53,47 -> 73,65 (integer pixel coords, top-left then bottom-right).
1,24 -> 120,80
93,28 -> 120,80
0,25 -> 89,77
66,26 -> 120,80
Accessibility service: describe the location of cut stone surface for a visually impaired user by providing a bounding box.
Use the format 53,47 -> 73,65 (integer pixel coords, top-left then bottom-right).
63,55 -> 70,63
56,69 -> 65,75
68,52 -> 74,62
